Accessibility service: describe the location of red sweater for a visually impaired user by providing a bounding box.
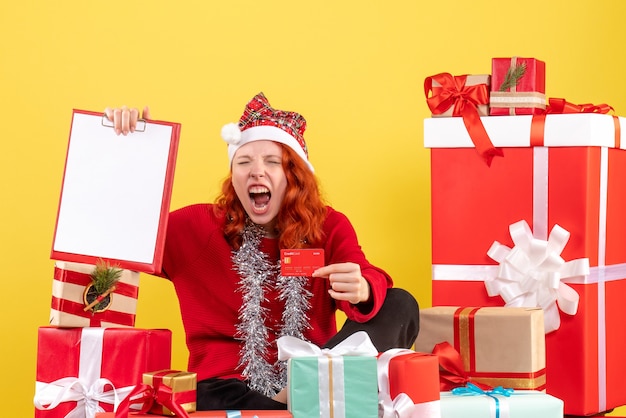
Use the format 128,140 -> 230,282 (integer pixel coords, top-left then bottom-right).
160,203 -> 392,382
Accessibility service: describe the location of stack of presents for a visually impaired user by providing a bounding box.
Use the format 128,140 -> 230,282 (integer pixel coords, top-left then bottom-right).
32,57 -> 626,418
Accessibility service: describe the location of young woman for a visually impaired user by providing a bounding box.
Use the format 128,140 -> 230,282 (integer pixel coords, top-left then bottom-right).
105,93 -> 419,410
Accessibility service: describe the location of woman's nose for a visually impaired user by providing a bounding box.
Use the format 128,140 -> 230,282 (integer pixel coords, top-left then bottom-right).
250,160 -> 264,177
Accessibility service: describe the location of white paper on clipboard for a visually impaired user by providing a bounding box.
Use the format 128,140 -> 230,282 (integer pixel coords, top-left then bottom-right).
51,109 -> 181,274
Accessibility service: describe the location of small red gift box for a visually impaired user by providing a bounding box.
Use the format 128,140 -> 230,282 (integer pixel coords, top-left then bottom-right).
142,370 -> 197,416
378,349 -> 440,418
424,113 -> 626,416
34,327 -> 172,418
50,261 -> 140,327
489,57 -> 546,115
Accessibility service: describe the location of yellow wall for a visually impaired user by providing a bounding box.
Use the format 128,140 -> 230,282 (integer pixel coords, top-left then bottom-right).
2,0 -> 626,415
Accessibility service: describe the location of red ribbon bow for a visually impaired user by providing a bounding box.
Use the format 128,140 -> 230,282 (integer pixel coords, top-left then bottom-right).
432,341 -> 493,392
115,383 -> 192,418
425,73 -> 503,166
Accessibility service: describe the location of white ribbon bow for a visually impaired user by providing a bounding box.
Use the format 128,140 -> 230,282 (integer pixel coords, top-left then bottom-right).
277,330 -> 378,360
33,377 -> 135,418
486,220 -> 589,333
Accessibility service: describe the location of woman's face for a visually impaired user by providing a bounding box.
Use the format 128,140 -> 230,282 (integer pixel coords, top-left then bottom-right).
231,140 -> 287,235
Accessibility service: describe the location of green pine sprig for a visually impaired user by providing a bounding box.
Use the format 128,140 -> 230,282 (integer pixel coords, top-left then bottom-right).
498,62 -> 527,91
90,259 -> 123,295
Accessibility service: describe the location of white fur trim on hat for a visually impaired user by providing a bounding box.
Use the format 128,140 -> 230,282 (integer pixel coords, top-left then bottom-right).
225,124 -> 314,172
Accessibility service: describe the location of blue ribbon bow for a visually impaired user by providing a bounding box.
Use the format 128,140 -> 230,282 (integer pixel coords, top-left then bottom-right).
452,383 -> 514,418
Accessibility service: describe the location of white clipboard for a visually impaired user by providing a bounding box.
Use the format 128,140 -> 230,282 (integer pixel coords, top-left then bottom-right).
51,109 -> 181,274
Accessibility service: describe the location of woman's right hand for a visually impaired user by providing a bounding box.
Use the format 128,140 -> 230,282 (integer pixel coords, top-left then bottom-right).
103,105 -> 151,136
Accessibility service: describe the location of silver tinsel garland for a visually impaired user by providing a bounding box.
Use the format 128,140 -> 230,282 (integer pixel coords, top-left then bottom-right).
232,221 -> 312,397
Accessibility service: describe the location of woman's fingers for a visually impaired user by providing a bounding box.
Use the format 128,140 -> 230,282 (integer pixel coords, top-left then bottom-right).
129,108 -> 140,132
103,106 -> 148,135
103,107 -> 114,121
121,106 -> 131,134
113,108 -> 123,135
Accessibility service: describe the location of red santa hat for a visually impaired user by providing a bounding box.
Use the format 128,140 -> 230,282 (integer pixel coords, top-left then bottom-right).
221,92 -> 314,172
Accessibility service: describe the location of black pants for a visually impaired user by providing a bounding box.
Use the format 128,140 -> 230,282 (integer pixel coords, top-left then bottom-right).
196,288 -> 420,410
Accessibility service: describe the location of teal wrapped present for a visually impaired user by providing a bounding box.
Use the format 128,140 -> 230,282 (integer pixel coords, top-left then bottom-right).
278,331 -> 379,418
441,384 -> 563,418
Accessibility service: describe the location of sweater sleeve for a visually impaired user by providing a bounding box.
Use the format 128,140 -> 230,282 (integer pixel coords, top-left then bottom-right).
322,207 -> 393,323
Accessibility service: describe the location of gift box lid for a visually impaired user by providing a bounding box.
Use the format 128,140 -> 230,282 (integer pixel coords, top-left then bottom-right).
424,114 -> 625,149
440,389 -> 563,418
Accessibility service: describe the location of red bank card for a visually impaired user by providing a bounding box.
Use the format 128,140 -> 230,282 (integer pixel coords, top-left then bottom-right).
280,249 -> 325,277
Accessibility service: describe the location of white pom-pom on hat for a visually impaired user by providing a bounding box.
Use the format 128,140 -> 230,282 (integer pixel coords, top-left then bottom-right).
221,122 -> 242,145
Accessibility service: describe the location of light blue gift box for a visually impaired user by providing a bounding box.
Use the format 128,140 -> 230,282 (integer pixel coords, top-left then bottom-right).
440,385 -> 563,418
287,355 -> 378,418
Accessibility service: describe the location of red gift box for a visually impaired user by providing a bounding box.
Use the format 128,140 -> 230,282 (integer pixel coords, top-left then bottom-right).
34,327 -> 172,418
424,113 -> 626,416
490,57 -> 546,115
378,349 -> 440,418
50,261 -> 140,328
96,412 -> 292,417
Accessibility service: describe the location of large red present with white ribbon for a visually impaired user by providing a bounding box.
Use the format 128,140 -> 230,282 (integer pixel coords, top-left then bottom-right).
50,261 -> 140,328
34,327 -> 171,418
424,113 -> 626,416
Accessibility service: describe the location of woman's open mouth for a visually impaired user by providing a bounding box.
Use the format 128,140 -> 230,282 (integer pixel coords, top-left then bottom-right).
249,186 -> 271,211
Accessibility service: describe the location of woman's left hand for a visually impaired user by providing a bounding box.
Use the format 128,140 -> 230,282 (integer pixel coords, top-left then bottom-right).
312,262 -> 371,304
